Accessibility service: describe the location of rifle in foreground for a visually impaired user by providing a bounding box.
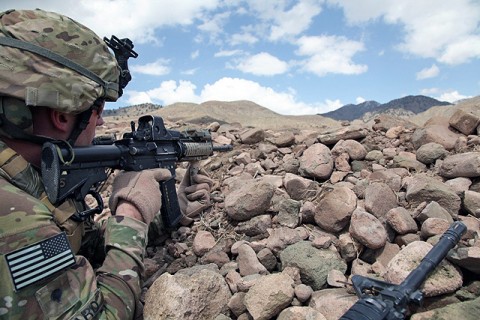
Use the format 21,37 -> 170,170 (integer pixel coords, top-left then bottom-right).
41,115 -> 232,227
340,221 -> 467,320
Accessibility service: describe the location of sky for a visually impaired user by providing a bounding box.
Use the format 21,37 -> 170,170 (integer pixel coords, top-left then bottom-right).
1,0 -> 480,115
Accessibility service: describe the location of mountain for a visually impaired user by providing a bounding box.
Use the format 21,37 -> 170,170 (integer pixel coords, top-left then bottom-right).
321,100 -> 381,121
321,95 -> 452,121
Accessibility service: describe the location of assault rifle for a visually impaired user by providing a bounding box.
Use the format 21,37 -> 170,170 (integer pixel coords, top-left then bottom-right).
341,221 -> 466,320
41,115 -> 232,227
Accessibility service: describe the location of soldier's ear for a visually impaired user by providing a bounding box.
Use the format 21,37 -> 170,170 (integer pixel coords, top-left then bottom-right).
49,109 -> 76,134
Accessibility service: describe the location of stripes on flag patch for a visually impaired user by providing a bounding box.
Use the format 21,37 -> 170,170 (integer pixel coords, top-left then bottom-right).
5,232 -> 75,291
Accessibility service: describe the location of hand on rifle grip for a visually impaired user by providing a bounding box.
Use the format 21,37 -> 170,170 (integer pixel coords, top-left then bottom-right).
178,161 -> 213,225
109,169 -> 172,224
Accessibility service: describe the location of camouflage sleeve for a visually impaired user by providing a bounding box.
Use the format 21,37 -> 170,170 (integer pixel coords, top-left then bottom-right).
96,215 -> 148,318
0,179 -> 148,319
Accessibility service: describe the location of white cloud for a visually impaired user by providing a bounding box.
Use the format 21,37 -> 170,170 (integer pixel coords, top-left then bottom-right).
436,90 -> 472,103
235,52 -> 289,76
130,59 -> 171,76
129,80 -> 200,105
181,68 -> 198,75
191,50 -> 200,59
416,64 -> 439,80
296,35 -> 367,76
356,96 -> 366,104
268,0 -> 323,41
0,0 -> 220,44
229,32 -> 259,46
125,77 -> 343,115
127,91 -> 153,105
214,50 -> 244,57
329,0 -> 480,65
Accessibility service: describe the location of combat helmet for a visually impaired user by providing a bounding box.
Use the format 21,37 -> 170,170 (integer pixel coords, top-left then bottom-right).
0,8 -> 136,144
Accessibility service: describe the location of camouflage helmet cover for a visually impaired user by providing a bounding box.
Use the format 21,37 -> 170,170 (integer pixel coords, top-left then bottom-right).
0,9 -> 121,115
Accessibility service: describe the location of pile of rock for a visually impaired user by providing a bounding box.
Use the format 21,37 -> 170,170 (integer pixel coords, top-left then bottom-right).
136,107 -> 480,320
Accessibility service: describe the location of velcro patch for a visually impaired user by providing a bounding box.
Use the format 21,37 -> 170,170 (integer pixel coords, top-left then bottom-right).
5,232 -> 75,291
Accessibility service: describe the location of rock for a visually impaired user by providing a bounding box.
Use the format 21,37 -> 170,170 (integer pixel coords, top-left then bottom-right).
265,227 -> 310,253
386,207 -> 418,234
439,152 -> 480,178
364,182 -> 398,219
349,209 -> 388,249
294,284 -> 314,303
412,125 -> 460,150
244,272 -> 295,320
420,218 -> 451,239
225,179 -> 275,221
237,243 -> 268,276
193,230 -> 216,256
337,232 -> 362,262
228,292 -> 247,317
280,241 -> 347,290
416,142 -> 448,164
444,177 -> 472,195
449,246 -> 480,274
234,214 -> 272,238
368,169 -> 402,192
463,190 -> 480,218
449,109 -> 480,135
410,296 -> 480,320
299,143 -> 334,180
240,128 -> 265,144
257,248 -> 277,271
277,306 -> 327,320
405,174 -> 461,218
331,139 -> 367,160
144,269 -> 232,320
384,241 -> 463,297
308,288 -> 358,320
415,201 -> 454,224
277,199 -> 301,228
266,131 -> 296,147
283,173 -> 318,200
317,125 -> 369,145
313,186 -> 357,232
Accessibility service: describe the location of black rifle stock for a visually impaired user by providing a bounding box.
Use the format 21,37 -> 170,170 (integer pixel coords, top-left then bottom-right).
340,221 -> 466,320
41,115 -> 232,227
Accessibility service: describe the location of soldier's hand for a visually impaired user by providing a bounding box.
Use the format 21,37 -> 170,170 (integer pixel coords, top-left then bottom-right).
178,162 -> 213,225
109,169 -> 172,225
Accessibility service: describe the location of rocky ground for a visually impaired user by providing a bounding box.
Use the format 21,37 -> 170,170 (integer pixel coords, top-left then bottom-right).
97,104 -> 480,320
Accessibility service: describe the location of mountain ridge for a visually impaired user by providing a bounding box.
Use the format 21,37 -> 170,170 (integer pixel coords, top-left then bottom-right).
320,95 -> 452,121
103,95 -> 479,131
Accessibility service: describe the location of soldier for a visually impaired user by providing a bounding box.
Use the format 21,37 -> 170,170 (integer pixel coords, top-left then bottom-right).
0,9 -> 212,319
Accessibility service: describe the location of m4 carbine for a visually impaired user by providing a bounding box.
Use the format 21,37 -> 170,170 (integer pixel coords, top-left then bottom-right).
340,221 -> 466,320
41,115 -> 232,227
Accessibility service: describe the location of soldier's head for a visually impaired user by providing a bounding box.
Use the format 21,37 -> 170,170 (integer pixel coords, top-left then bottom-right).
0,9 -> 132,146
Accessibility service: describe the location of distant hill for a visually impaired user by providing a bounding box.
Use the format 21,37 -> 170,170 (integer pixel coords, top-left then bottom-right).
321,95 -> 452,121
104,100 -> 342,131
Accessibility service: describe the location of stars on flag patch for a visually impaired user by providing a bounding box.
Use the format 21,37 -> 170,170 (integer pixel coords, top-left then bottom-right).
5,232 -> 75,291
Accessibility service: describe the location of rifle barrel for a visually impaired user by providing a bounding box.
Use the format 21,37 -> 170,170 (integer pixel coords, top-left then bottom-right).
399,221 -> 466,291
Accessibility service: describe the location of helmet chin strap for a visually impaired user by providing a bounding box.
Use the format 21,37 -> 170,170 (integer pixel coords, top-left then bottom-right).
66,108 -> 93,146
66,99 -> 103,146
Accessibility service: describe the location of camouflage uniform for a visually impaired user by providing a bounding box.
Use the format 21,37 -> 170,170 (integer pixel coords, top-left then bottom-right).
0,9 -> 148,319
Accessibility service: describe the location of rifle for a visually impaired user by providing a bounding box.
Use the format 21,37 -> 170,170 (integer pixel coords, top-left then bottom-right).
340,221 -> 467,320
41,115 -> 232,227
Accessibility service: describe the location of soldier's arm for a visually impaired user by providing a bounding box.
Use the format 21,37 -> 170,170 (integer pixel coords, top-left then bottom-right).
0,183 -> 147,319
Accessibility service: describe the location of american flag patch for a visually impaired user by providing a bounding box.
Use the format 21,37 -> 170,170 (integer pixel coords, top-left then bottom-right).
5,232 -> 75,291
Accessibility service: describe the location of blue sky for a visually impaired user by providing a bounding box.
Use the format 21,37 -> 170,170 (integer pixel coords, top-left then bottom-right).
2,1 -> 480,115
